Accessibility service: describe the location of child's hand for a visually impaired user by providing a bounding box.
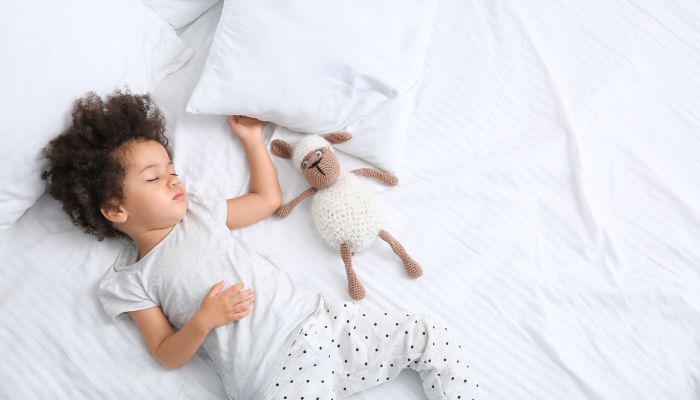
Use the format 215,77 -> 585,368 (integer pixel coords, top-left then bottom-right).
228,115 -> 264,143
194,281 -> 254,332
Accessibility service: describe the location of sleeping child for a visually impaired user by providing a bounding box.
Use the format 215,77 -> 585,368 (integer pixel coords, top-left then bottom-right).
41,89 -> 480,400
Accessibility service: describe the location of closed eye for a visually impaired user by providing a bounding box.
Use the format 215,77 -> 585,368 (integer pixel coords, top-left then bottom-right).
147,173 -> 177,182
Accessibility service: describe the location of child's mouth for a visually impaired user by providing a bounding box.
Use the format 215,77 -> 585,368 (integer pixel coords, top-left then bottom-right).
173,191 -> 186,201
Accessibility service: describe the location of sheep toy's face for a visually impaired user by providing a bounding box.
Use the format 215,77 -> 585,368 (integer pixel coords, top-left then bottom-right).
270,133 -> 352,189
300,146 -> 340,189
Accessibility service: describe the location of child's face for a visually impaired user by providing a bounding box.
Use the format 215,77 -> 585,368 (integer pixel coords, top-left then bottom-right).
118,139 -> 187,230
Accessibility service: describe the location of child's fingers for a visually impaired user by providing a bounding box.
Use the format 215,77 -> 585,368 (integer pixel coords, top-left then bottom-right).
226,287 -> 252,300
230,307 -> 252,321
227,115 -> 240,130
229,300 -> 255,314
229,293 -> 254,309
232,298 -> 254,313
207,280 -> 225,298
240,116 -> 261,124
221,282 -> 245,297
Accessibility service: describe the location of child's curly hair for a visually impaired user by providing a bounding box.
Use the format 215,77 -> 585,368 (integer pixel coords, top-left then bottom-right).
42,89 -> 172,240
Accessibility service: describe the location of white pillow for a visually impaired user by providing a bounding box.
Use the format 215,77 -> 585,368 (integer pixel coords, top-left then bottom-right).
186,0 -> 439,172
141,0 -> 221,29
0,0 -> 193,237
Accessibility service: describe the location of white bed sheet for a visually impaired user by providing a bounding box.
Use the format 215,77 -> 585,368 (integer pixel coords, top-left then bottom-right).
3,1 -> 700,399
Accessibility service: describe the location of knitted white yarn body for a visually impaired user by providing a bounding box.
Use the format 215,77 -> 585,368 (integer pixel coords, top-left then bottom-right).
311,171 -> 382,252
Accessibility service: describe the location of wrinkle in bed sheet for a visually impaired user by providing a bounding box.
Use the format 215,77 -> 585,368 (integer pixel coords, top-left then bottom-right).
3,1 -> 700,400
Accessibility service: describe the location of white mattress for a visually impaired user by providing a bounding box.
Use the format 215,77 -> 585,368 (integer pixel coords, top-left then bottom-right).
2,1 -> 700,399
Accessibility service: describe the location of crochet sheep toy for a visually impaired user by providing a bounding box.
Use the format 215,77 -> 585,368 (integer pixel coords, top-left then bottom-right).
270,132 -> 422,300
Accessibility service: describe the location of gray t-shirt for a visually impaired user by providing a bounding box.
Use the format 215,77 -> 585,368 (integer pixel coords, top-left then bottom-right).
97,192 -> 321,400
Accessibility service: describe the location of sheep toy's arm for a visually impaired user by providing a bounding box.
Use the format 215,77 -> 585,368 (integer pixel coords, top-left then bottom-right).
351,168 -> 398,186
275,187 -> 318,218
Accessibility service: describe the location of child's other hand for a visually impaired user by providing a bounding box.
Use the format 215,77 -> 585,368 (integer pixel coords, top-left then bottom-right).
195,281 -> 254,332
228,115 -> 264,144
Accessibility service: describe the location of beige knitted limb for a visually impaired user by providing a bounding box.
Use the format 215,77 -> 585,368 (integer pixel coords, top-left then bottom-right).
276,187 -> 318,218
378,229 -> 423,279
351,168 -> 398,186
341,242 -> 366,300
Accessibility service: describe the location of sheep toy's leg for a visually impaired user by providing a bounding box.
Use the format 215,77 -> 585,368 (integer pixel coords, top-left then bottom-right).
378,229 -> 423,279
341,242 -> 366,300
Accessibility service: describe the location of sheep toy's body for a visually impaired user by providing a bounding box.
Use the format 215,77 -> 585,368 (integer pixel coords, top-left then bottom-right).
312,171 -> 380,252
271,132 -> 423,300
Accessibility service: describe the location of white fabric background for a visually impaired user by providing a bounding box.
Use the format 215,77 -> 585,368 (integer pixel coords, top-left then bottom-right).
1,1 -> 700,399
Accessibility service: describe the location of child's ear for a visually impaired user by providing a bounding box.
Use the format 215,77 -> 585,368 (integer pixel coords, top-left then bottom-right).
323,131 -> 352,144
270,139 -> 293,159
100,202 -> 127,224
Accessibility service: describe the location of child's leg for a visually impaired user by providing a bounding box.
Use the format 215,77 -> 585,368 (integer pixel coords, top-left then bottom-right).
414,316 -> 480,400
322,299 -> 480,400
266,317 -> 336,400
267,298 -> 480,400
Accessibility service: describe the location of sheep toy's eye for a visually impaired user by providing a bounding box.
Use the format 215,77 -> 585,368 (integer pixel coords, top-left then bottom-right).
315,150 -> 323,157
302,160 -> 309,168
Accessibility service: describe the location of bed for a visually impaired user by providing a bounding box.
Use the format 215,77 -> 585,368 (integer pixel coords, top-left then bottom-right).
2,0 -> 700,399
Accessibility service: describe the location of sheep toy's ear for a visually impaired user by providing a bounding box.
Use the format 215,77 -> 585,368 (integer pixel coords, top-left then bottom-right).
323,131 -> 352,144
270,139 -> 293,159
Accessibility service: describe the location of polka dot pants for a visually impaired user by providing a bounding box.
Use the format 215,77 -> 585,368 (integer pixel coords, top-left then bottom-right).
267,297 -> 480,400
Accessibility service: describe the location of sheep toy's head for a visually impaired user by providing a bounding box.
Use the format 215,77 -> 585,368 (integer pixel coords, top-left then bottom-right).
271,132 -> 352,189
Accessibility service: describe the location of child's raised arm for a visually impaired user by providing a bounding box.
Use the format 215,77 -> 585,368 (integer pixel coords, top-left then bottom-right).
225,116 -> 282,229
